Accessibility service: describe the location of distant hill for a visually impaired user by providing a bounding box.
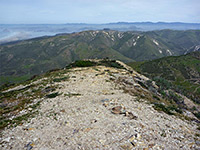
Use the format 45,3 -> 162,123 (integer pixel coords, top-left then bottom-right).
128,51 -> 200,104
109,22 -> 200,31
0,30 -> 200,85
145,30 -> 200,55
1,22 -> 200,44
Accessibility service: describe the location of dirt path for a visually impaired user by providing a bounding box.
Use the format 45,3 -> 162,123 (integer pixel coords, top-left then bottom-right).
0,66 -> 199,150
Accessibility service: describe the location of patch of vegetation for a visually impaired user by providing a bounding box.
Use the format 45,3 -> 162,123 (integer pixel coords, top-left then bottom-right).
122,81 -> 183,116
0,65 -> 70,130
29,101 -> 41,110
195,133 -> 200,137
0,74 -> 59,130
99,60 -> 125,69
128,52 -> 200,104
93,68 -> 100,72
64,93 -> 81,98
53,76 -> 69,82
0,86 -> 42,130
46,92 -> 59,98
66,59 -> 126,70
153,77 -> 172,90
193,112 -> 200,120
168,91 -> 184,105
0,112 -> 37,130
153,103 -> 174,115
66,60 -> 97,68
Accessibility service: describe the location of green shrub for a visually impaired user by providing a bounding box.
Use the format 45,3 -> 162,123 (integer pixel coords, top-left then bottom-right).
66,60 -> 125,69
53,76 -> 69,82
160,90 -> 167,97
0,119 -> 11,130
153,94 -> 160,100
168,91 -> 184,104
167,105 -> 183,114
194,112 -> 200,119
67,60 -> 96,68
153,77 -> 172,90
100,60 -> 125,69
153,103 -> 174,115
64,93 -> 81,97
46,92 -> 59,98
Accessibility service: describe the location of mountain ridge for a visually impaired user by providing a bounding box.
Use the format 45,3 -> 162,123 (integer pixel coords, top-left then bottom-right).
0,30 -> 200,85
0,59 -> 199,149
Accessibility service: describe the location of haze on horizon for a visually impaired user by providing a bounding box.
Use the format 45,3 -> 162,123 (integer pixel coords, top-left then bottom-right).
0,0 -> 199,24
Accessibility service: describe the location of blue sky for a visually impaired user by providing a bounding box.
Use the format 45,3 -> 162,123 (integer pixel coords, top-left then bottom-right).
0,0 -> 199,24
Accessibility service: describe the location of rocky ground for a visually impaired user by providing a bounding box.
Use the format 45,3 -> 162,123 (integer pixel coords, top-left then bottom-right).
0,64 -> 200,150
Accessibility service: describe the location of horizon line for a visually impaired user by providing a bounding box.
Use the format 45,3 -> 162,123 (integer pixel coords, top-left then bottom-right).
1,21 -> 200,25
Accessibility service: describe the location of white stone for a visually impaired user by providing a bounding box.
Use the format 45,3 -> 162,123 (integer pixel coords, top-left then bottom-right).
3,137 -> 11,143
28,108 -> 33,111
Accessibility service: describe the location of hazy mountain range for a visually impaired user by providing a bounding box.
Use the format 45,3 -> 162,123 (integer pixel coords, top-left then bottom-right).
1,22 -> 200,44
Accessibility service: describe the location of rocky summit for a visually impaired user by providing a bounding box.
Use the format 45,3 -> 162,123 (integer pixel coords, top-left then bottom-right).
0,60 -> 199,150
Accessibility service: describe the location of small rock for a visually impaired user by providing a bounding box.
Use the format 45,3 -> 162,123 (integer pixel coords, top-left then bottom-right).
111,106 -> 122,114
130,140 -> 137,147
125,112 -> 137,120
195,140 -> 200,145
153,144 -> 163,150
101,99 -> 109,102
23,128 -> 28,131
28,108 -> 32,111
28,128 -> 34,130
99,139 -> 106,145
3,137 -> 11,143
60,109 -> 65,112
148,143 -> 155,148
73,129 -> 79,134
139,123 -> 145,128
33,138 -> 38,142
103,103 -> 109,107
91,119 -> 97,123
188,142 -> 195,146
56,137 -> 62,141
25,142 -> 33,150
83,128 -> 92,132
135,133 -> 141,140
120,143 -> 134,150
129,135 -> 135,142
